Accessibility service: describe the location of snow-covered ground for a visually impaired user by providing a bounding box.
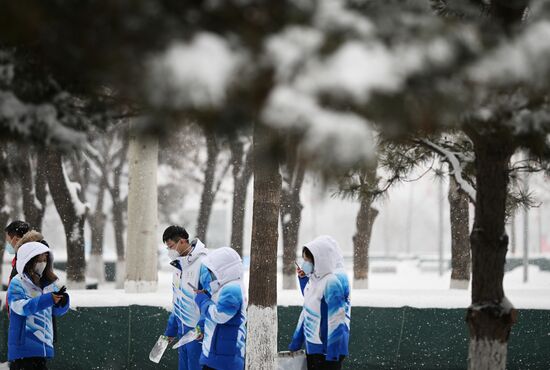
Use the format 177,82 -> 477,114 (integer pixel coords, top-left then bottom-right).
2,259 -> 548,310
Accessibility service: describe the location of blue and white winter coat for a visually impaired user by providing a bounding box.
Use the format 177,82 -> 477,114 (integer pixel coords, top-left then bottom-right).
289,236 -> 349,361
324,235 -> 351,332
194,247 -> 246,370
165,239 -> 211,337
7,242 -> 70,361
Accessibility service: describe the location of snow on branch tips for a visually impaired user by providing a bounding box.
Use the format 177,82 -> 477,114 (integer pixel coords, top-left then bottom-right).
263,85 -> 375,168
147,33 -> 243,110
419,139 -> 476,202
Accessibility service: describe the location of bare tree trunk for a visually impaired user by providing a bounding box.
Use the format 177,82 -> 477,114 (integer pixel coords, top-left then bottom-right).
45,148 -> 87,287
88,177 -> 107,283
353,198 -> 378,289
20,145 -> 47,230
246,123 -> 281,370
280,139 -> 305,290
229,137 -> 253,256
0,144 -> 10,283
509,214 -> 516,255
125,122 -> 158,293
449,176 -> 471,289
196,130 -> 219,243
466,135 -> 515,370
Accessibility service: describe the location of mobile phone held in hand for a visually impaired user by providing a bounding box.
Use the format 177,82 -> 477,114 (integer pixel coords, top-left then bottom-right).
55,286 -> 67,295
294,261 -> 301,269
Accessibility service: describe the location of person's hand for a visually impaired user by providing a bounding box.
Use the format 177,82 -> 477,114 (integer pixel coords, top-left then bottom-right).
167,336 -> 175,343
52,293 -> 62,304
296,267 -> 305,278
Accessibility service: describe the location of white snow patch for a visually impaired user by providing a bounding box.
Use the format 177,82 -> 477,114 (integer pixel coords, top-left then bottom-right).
62,162 -> 89,217
468,338 -> 507,370
315,0 -> 374,37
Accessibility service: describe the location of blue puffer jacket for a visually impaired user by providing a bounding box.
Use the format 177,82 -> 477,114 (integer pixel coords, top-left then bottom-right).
7,242 -> 70,362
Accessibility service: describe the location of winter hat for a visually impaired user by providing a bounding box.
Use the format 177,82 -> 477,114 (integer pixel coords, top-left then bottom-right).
16,242 -> 50,275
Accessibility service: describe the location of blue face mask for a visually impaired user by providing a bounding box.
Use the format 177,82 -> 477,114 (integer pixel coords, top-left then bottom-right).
5,242 -> 15,255
302,261 -> 314,275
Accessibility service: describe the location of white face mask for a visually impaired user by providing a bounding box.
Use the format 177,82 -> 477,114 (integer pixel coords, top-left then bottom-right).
34,261 -> 47,277
168,249 -> 181,260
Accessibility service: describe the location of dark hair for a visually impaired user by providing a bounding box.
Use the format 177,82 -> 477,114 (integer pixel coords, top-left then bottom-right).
162,225 -> 189,243
302,247 -> 314,264
5,220 -> 30,238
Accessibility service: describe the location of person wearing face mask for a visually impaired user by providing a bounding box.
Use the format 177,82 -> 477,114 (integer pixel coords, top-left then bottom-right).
290,236 -> 349,370
193,247 -> 246,370
162,225 -> 211,370
7,241 -> 70,370
4,221 -> 30,283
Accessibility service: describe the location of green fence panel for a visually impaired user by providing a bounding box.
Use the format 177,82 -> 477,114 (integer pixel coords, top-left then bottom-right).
1,305 -> 549,369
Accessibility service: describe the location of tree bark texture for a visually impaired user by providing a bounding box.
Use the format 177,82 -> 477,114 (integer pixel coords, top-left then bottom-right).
0,145 -> 10,281
353,199 -> 378,289
196,130 -> 219,243
448,176 -> 471,289
466,135 -> 516,370
280,138 -> 305,290
45,148 -> 87,285
229,137 -> 253,256
246,122 -> 281,370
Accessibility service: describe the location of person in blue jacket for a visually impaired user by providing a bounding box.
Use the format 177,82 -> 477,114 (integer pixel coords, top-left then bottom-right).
163,225 -> 212,370
289,236 -> 349,370
194,247 -> 246,370
7,241 -> 70,370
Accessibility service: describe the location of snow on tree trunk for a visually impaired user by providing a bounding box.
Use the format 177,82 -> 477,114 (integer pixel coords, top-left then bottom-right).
466,135 -> 516,370
229,137 -> 252,256
20,145 -> 47,230
448,176 -> 471,289
281,140 -> 305,290
353,198 -> 378,289
125,123 -> 158,293
246,123 -> 281,370
46,148 -> 87,287
196,130 -> 219,243
88,178 -> 107,284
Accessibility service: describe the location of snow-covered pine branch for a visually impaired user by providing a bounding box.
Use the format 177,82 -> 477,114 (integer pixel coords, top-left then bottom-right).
418,138 -> 476,202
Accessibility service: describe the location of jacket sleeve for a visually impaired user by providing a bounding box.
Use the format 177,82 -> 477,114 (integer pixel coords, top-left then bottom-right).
52,294 -> 70,316
8,280 -> 54,317
164,312 -> 179,337
196,285 -> 242,325
324,277 -> 347,361
298,276 -> 309,295
196,264 -> 213,332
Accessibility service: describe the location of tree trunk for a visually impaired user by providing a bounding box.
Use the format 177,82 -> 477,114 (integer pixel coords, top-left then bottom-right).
449,176 -> 471,289
466,135 -> 515,370
280,146 -> 305,290
353,198 -> 378,289
0,145 -> 10,283
20,145 -> 47,230
196,130 -> 219,243
45,148 -> 87,287
109,144 -> 128,289
229,137 -> 253,256
88,177 -> 107,284
246,123 -> 281,370
125,122 -> 158,293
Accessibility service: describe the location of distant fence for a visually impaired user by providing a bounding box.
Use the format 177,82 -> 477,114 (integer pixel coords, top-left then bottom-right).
1,305 -> 549,369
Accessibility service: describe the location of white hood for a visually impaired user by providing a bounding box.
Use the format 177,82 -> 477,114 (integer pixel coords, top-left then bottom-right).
304,235 -> 338,278
186,238 -> 208,264
316,235 -> 345,270
203,247 -> 243,286
16,241 -> 51,275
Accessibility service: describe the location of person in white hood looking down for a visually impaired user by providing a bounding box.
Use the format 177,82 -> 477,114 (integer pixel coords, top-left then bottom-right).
290,236 -> 349,370
193,247 -> 247,370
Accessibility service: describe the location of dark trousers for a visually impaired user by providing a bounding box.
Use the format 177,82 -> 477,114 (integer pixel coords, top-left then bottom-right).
9,357 -> 48,370
203,367 -> 215,370
306,354 -> 345,370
